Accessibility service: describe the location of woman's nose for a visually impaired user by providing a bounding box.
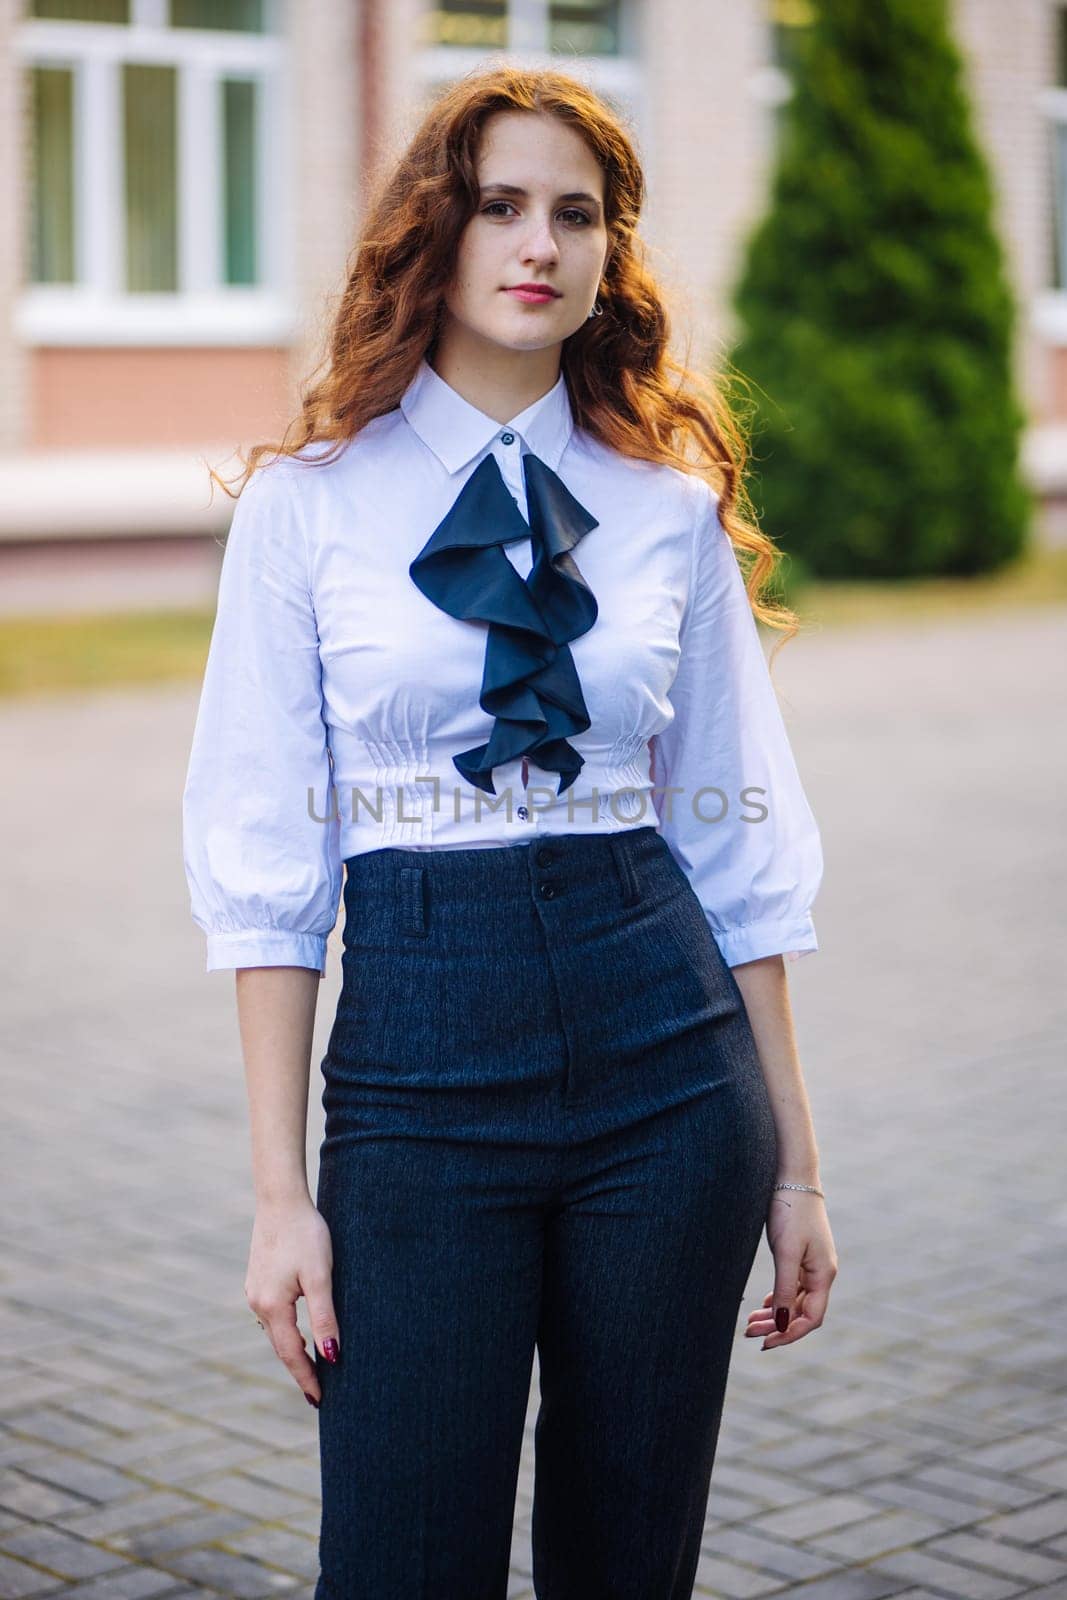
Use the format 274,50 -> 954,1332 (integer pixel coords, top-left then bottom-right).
520,218 -> 560,262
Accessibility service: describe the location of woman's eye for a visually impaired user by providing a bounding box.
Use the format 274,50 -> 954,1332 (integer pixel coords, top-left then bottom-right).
481,203 -> 591,226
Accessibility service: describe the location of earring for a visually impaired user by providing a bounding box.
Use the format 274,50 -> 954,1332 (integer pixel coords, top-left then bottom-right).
587,299 -> 604,319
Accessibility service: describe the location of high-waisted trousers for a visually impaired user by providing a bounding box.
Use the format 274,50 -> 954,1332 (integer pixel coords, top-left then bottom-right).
312,823 -> 778,1600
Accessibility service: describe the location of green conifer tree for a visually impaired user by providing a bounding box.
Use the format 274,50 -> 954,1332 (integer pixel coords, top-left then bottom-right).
730,0 -> 1031,578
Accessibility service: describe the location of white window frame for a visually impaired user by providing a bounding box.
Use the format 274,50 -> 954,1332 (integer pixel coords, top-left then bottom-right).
15,0 -> 295,346
1036,84 -> 1067,346
415,0 -> 647,167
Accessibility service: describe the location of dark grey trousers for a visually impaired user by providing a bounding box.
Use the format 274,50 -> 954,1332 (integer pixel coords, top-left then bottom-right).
314,824 -> 778,1600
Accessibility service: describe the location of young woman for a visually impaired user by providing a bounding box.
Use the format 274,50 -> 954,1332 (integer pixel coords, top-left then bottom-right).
182,64 -> 837,1600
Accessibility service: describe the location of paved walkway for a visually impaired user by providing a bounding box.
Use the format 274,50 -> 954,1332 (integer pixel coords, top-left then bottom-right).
1,606 -> 1065,1600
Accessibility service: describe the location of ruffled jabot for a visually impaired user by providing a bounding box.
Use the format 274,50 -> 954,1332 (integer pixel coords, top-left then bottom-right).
408,449 -> 599,796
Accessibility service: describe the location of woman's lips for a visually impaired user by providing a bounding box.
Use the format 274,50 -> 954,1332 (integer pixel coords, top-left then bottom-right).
505,287 -> 560,304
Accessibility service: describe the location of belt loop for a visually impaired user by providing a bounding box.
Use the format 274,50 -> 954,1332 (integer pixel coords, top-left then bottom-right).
609,834 -> 641,909
400,865 -> 429,936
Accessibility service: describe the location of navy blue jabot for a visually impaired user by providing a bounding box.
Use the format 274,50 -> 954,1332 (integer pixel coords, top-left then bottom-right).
408,449 -> 599,797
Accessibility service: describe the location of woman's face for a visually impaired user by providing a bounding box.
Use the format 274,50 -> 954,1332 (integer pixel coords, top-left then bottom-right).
442,110 -> 611,359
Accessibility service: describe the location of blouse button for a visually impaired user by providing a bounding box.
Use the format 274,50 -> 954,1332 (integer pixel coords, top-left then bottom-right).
539,882 -> 556,899
517,805 -> 529,820
500,431 -> 515,445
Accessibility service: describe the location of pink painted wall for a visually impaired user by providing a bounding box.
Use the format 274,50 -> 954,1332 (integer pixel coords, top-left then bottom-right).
28,346 -> 294,451
1048,346 -> 1067,422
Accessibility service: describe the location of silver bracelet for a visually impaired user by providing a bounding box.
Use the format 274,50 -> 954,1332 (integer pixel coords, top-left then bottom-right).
774,1181 -> 825,1198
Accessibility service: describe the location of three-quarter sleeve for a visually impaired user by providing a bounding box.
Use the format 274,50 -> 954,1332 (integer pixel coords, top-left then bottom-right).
182,461 -> 342,975
651,476 -> 823,967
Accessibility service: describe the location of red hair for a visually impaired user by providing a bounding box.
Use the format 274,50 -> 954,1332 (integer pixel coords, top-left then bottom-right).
212,64 -> 800,650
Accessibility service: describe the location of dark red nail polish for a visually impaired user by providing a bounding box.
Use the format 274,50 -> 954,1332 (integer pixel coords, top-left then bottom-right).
305,1392 -> 320,1408
323,1338 -> 339,1364
775,1305 -> 790,1333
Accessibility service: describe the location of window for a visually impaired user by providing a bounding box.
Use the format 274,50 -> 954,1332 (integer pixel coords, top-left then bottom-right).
17,0 -> 290,344
424,2 -> 508,50
417,0 -> 640,146
1054,123 -> 1067,291
32,1 -> 130,19
550,3 -> 621,58
124,62 -> 178,292
223,77 -> 259,284
171,0 -> 265,29
30,65 -> 75,283
769,0 -> 813,77
424,0 -> 622,55
1052,9 -> 1067,290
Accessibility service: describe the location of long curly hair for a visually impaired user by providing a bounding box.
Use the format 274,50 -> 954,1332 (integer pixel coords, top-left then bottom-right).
211,63 -> 800,651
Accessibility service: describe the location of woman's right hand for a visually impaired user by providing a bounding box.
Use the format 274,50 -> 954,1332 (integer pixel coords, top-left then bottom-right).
244,1196 -> 340,1407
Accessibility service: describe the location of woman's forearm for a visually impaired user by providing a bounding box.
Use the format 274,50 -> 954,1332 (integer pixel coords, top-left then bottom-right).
730,954 -> 821,1185
235,966 -> 322,1205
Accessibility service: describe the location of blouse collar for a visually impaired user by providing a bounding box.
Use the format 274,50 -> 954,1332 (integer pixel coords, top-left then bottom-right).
399,356 -> 575,476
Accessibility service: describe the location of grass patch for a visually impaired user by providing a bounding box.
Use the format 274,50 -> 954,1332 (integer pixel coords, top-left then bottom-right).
783,540 -> 1067,630
1,542 -> 1065,700
0,608 -> 214,698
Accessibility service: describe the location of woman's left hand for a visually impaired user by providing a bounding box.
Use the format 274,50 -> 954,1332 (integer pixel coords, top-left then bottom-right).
745,1190 -> 838,1350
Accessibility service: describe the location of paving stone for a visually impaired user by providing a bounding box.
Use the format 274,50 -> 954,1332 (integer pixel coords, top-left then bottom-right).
230,1456 -> 320,1502
0,1438 -> 58,1472
1,610 -> 1064,1597
981,1498 -> 1067,1545
701,1524 -> 840,1581
124,1440 -> 276,1486
52,1569 -> 180,1598
156,1546 -> 302,1595
691,1548 -> 790,1596
806,1448 -> 933,1491
118,1510 -> 258,1557
0,1471 -> 90,1521
0,1521 -> 126,1579
873,1593 -> 981,1600
181,1473 -> 316,1522
219,1525 -> 319,1579
272,1507 -> 320,1540
0,1551 -> 66,1597
83,1428 -> 224,1471
860,1480 -> 997,1528
869,1547 -> 1025,1597
733,1571 -> 904,1599
0,1413 -> 117,1456
4,1454 -> 150,1506
904,1465 -> 1048,1512
1025,1460 -> 1067,1494
921,1530 -> 1067,1586
807,1510 -> 948,1561
750,1492 -> 888,1540
959,1437 -> 1067,1474
53,1491 -> 199,1540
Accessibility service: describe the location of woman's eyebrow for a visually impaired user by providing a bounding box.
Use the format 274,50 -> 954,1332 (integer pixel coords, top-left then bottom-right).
479,182 -> 603,211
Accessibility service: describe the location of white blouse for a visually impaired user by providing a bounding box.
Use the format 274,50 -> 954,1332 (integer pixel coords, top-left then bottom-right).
182,356 -> 823,976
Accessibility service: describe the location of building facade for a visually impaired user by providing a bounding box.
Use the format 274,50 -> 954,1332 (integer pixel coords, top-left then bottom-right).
0,0 -> 1064,545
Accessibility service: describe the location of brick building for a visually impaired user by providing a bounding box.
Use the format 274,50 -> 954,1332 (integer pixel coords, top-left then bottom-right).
0,0 -> 1063,556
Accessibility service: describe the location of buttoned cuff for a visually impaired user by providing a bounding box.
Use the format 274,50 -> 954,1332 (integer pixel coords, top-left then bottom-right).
206,929 -> 328,976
